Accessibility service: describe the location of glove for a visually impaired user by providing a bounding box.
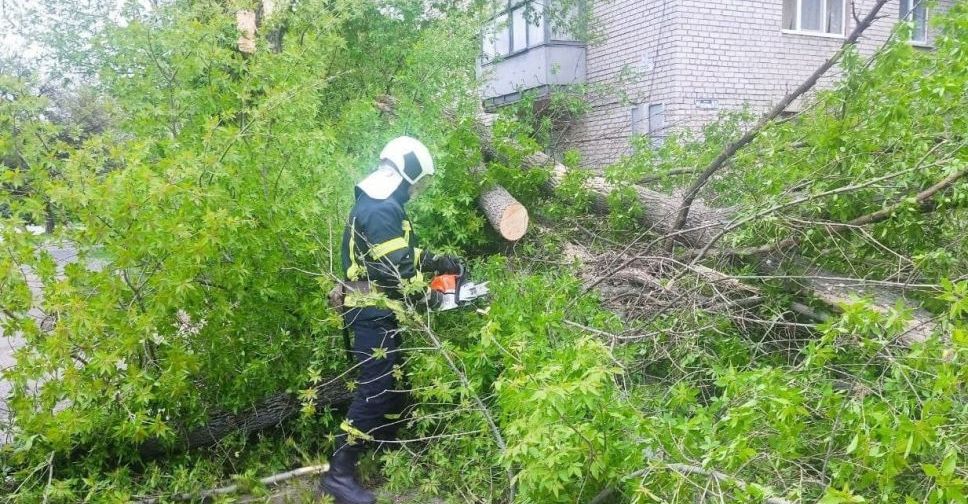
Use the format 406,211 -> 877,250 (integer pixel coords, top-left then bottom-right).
432,255 -> 462,275
427,289 -> 445,310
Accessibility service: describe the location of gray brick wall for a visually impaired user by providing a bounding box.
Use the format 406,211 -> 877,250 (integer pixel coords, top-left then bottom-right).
564,0 -> 684,167
565,0 -> 953,168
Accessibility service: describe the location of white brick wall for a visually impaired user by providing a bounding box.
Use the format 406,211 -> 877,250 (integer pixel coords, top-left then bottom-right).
565,0 -> 953,168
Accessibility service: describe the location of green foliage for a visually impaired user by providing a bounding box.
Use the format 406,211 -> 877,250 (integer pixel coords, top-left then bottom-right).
1,0 -> 488,498
711,3 -> 967,278
581,6 -> 968,502
3,1 -> 968,503
381,256 -> 639,502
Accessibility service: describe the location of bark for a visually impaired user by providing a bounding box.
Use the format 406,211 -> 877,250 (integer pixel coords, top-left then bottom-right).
478,184 -> 529,241
259,0 -> 286,53
472,117 -> 732,248
236,2 -> 287,55
756,258 -> 938,346
236,10 -> 257,54
137,377 -> 352,459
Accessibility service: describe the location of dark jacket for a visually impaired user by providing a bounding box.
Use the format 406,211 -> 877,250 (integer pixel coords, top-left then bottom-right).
341,191 -> 435,298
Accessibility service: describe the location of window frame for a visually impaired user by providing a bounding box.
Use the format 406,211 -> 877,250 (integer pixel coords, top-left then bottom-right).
631,102 -> 667,140
900,0 -> 930,45
480,1 -> 583,64
782,0 -> 847,38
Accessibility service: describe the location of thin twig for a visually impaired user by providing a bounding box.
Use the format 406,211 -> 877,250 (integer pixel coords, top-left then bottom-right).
136,465 -> 328,503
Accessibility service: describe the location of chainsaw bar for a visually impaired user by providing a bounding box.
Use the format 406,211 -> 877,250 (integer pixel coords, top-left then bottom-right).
458,281 -> 489,303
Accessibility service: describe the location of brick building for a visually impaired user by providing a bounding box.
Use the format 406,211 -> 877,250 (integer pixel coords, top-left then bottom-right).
478,0 -> 951,168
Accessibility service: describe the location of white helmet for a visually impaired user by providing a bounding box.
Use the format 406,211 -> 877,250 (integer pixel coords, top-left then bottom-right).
356,136 -> 435,200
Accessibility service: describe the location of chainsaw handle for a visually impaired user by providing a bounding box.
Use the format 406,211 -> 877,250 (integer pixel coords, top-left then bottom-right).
455,264 -> 465,303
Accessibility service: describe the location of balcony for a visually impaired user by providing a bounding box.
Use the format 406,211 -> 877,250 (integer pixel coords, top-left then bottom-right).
477,1 -> 587,109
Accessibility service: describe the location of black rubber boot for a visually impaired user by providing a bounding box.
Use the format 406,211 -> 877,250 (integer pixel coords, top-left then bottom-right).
317,444 -> 376,504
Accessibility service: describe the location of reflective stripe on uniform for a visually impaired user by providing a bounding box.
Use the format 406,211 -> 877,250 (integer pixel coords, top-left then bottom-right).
369,236 -> 408,259
344,291 -> 408,321
347,218 -> 364,281
340,419 -> 374,445
343,218 -> 422,314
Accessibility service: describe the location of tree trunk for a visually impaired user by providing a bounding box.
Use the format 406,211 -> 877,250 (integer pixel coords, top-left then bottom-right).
473,115 -> 940,346
137,376 -> 352,459
471,117 -> 731,248
260,0 -> 286,53
478,184 -> 529,241
44,201 -> 55,234
236,10 -> 257,54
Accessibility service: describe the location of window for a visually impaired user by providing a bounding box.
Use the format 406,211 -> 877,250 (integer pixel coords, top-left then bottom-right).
550,1 -> 582,41
631,104 -> 646,135
900,0 -> 928,44
783,0 -> 844,36
511,6 -> 528,52
631,103 -> 666,138
648,103 -> 666,136
528,7 -> 546,46
481,1 -> 580,62
495,14 -> 511,54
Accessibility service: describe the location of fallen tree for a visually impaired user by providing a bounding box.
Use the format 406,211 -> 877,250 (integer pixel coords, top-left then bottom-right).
669,0 -> 893,234
471,116 -> 732,248
473,115 -> 945,345
137,375 -> 352,459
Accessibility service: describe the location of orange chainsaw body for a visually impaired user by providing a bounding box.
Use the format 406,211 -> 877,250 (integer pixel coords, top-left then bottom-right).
429,271 -> 489,311
430,273 -> 459,294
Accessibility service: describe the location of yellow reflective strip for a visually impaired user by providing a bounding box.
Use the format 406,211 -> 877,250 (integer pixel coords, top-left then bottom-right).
340,420 -> 374,444
344,292 -> 406,317
414,247 -> 424,273
402,220 -> 411,242
369,237 -> 408,259
347,219 -> 362,280
346,264 -> 363,281
383,413 -> 402,420
343,291 -> 369,308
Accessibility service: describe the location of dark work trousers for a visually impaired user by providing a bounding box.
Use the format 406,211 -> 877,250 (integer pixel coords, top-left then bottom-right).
339,306 -> 408,455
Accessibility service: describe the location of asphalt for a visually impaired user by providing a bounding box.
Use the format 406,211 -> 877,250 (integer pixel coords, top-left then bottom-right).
1,243 -> 85,445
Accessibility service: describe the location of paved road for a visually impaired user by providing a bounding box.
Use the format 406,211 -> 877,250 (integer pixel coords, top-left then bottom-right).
1,243 -> 85,444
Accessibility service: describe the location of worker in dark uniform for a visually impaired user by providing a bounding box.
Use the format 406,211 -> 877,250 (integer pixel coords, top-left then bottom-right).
319,136 -> 462,504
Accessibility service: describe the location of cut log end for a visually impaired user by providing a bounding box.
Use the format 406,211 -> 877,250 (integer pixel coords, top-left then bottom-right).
498,202 -> 529,241
479,185 -> 530,241
236,10 -> 257,54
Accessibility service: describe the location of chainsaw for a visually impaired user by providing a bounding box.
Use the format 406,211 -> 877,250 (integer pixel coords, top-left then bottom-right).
429,265 -> 490,311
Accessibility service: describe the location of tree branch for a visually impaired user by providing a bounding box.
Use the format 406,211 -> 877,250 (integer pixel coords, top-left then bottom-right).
587,461 -> 796,504
722,165 -> 968,258
136,464 -> 327,503
670,0 -> 892,237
